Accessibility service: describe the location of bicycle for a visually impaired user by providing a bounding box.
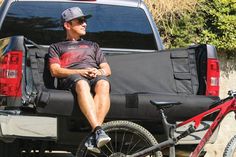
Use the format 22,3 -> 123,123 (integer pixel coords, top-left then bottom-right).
76,90 -> 236,157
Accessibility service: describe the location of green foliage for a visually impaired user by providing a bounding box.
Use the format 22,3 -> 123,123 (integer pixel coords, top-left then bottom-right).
151,0 -> 236,53
144,0 -> 199,48
199,0 -> 236,53
157,10 -> 205,49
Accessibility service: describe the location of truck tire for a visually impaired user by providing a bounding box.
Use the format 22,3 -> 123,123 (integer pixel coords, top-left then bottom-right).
76,120 -> 162,157
0,139 -> 20,157
223,135 -> 236,157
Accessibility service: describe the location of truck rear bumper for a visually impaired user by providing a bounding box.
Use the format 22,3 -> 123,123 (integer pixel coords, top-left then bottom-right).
0,114 -> 57,139
0,114 -> 219,145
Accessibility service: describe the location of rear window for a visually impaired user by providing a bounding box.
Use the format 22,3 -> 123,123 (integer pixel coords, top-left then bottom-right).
0,1 -> 157,50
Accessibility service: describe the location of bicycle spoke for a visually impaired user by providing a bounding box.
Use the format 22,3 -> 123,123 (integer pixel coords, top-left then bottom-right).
119,131 -> 126,152
127,139 -> 141,154
88,152 -> 98,157
107,133 -> 115,153
133,145 -> 146,154
100,149 -> 110,157
115,130 -> 118,152
103,143 -> 114,154
126,133 -> 134,154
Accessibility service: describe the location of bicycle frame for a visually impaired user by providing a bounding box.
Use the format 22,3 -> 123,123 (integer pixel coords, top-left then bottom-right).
130,95 -> 236,157
183,96 -> 236,157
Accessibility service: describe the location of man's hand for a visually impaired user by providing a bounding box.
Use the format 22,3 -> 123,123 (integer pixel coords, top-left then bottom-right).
79,68 -> 101,79
49,64 -> 104,79
87,68 -> 101,78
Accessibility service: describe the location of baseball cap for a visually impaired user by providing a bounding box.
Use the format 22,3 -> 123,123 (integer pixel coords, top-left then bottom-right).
61,7 -> 92,23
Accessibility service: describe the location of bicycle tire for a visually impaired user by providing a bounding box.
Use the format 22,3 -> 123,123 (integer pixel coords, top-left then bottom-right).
76,120 -> 163,157
223,135 -> 236,157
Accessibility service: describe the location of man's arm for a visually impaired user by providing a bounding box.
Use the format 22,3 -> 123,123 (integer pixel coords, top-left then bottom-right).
99,62 -> 111,77
49,63 -> 91,78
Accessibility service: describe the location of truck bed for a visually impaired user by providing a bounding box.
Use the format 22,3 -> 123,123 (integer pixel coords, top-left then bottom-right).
31,44 -> 219,122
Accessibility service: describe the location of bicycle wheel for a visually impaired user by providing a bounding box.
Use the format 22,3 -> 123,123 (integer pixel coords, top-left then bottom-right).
76,120 -> 162,157
223,135 -> 236,157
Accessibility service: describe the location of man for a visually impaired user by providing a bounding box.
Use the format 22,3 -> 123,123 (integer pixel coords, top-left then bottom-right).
48,7 -> 111,153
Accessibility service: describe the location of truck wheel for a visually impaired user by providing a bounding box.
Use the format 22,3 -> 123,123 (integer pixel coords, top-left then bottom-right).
0,139 -> 21,157
76,120 -> 162,157
223,135 -> 236,157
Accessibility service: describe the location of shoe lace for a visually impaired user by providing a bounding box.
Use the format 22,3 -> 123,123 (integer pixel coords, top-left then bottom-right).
96,129 -> 103,135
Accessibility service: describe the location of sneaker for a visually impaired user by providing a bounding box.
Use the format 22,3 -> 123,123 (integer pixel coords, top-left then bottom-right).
84,134 -> 101,153
94,129 -> 111,148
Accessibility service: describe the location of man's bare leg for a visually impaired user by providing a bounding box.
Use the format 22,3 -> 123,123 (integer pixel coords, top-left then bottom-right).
81,79 -> 110,152
93,79 -> 111,148
75,80 -> 100,130
93,80 -> 110,124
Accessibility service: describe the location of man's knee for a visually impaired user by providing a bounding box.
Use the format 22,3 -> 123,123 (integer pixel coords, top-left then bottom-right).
75,80 -> 90,92
95,80 -> 110,92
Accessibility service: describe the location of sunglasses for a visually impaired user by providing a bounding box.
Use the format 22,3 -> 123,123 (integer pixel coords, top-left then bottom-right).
77,18 -> 87,24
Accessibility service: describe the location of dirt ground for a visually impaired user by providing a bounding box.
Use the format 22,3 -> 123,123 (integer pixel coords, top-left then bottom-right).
204,71 -> 236,157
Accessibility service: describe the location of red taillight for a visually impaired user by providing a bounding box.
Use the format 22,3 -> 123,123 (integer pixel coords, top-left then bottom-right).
0,51 -> 22,97
206,58 -> 220,96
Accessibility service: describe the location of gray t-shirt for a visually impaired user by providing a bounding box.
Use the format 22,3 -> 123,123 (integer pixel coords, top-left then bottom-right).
48,40 -> 107,69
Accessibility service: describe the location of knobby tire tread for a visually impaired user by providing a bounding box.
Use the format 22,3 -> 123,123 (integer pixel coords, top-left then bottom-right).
223,135 -> 236,157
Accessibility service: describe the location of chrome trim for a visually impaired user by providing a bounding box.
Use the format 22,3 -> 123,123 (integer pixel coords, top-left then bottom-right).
101,48 -> 157,53
16,0 -> 141,7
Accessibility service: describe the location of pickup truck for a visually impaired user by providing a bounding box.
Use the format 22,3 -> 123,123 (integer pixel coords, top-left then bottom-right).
0,0 -> 220,156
